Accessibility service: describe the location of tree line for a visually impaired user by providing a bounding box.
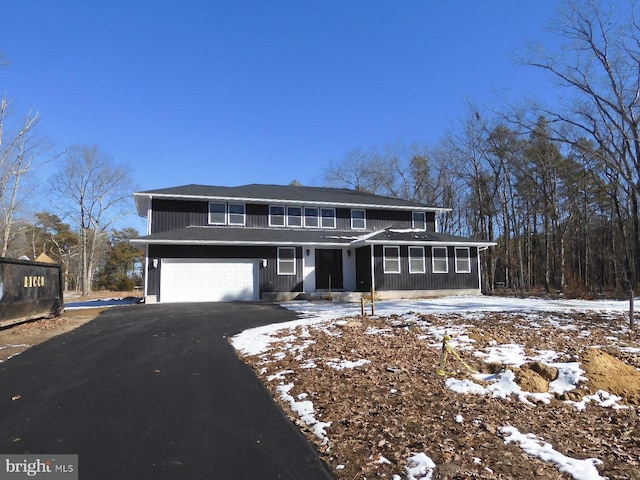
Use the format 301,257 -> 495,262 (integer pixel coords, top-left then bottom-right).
325,0 -> 640,298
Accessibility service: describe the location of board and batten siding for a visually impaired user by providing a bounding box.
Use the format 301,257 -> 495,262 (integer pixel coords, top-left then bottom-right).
372,245 -> 479,291
151,199 -> 208,233
147,244 -> 303,296
150,199 -> 438,234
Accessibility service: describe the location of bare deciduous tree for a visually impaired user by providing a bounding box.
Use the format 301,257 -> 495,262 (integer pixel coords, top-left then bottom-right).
0,94 -> 43,256
50,145 -> 134,295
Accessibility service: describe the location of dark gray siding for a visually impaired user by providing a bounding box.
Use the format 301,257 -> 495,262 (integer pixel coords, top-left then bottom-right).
247,204 -> 269,228
373,245 -> 479,291
151,199 -> 207,233
150,199 -> 437,234
147,244 -> 304,297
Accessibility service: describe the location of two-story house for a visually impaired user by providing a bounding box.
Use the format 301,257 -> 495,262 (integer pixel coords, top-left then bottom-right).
132,184 -> 495,303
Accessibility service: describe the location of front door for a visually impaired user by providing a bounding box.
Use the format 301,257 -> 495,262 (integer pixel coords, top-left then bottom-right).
315,249 -> 343,290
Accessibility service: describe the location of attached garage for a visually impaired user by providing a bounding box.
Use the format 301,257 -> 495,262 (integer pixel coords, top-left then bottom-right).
160,258 -> 259,303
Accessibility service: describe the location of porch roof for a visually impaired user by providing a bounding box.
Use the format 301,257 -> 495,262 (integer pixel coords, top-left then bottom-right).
132,226 -> 496,248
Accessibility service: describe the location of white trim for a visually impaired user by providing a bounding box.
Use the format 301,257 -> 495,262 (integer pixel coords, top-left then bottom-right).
269,205 -> 286,227
228,203 -> 246,226
370,244 -> 376,291
455,246 -> 471,273
208,202 -> 227,225
351,209 -> 366,230
432,246 -> 448,274
286,205 -> 303,228
277,247 -> 296,275
383,246 -> 401,274
408,246 -> 426,274
304,207 -> 319,228
412,211 -> 426,230
320,207 -> 336,229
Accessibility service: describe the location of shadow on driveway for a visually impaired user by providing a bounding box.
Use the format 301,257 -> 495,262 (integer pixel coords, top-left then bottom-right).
0,302 -> 334,480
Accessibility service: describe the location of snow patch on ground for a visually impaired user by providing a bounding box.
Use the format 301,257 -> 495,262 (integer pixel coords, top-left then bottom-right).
230,295 -> 637,478
500,426 -> 604,480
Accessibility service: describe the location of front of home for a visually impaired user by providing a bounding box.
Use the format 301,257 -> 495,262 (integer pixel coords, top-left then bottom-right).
132,184 -> 494,303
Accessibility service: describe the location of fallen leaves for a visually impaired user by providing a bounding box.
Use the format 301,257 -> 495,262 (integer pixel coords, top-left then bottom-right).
239,311 -> 640,480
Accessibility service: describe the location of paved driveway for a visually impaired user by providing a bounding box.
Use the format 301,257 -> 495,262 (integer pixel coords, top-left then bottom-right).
0,303 -> 334,480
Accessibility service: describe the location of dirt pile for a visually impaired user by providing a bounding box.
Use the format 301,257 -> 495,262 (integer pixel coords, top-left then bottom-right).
581,348 -> 640,405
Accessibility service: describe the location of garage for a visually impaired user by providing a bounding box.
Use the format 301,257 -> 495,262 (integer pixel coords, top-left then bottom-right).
160,259 -> 259,302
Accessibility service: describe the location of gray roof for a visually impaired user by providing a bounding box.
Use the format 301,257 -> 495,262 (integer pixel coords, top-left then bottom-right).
132,226 -> 495,247
134,183 -> 449,216
354,229 -> 496,246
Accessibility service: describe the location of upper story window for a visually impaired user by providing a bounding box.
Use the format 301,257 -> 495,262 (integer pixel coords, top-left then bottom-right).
351,209 -> 366,230
408,246 -> 425,274
269,205 -> 285,227
455,247 -> 471,273
383,246 -> 401,274
304,207 -> 319,228
412,211 -> 426,230
321,208 -> 336,229
432,246 -> 448,273
287,206 -> 303,227
208,203 -> 227,225
228,203 -> 245,226
209,202 -> 245,225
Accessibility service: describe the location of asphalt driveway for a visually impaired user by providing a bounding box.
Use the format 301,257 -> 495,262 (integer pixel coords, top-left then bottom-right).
0,302 -> 334,480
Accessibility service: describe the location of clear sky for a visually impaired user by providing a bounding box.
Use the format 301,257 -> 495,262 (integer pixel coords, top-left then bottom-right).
1,1 -> 560,195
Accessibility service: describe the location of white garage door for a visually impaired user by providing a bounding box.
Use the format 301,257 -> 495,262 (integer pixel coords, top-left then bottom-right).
160,259 -> 259,302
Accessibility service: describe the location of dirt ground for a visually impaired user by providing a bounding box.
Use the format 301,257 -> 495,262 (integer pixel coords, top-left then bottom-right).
0,291 -> 141,363
238,309 -> 640,480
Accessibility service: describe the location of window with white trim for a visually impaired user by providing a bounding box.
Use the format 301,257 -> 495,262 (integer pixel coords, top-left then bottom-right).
228,203 -> 245,226
287,206 -> 303,227
351,209 -> 366,230
412,211 -> 426,230
455,247 -> 471,273
277,247 -> 296,275
383,246 -> 401,274
321,208 -> 336,228
408,246 -> 425,273
269,205 -> 285,226
432,246 -> 448,273
208,202 -> 226,225
304,207 -> 319,227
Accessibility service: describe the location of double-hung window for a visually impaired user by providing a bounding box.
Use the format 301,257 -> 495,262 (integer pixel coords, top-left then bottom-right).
228,203 -> 245,226
412,211 -> 426,230
208,203 -> 226,225
455,247 -> 471,273
351,209 -> 366,230
304,207 -> 319,227
287,206 -> 303,227
408,246 -> 425,273
277,247 -> 296,275
269,205 -> 285,226
321,208 -> 336,228
383,246 -> 401,274
432,246 -> 448,273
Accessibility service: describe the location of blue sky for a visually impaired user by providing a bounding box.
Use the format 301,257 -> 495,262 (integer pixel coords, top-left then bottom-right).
2,1 -> 560,200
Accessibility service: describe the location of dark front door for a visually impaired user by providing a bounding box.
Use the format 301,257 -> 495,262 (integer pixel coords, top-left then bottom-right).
315,249 -> 343,289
